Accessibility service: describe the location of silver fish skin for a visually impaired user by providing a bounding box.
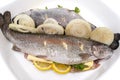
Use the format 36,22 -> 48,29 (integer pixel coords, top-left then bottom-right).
4,28 -> 113,65
0,9 -> 113,65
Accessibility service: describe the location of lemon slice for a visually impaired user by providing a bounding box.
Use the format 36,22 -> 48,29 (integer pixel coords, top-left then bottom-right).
83,61 -> 94,71
52,63 -> 71,74
33,61 -> 52,71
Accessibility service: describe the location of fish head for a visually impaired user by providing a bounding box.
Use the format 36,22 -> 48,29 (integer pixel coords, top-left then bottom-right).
92,45 -> 113,59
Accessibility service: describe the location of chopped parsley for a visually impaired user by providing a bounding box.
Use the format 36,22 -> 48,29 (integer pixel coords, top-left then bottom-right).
57,5 -> 63,8
45,6 -> 48,9
45,6 -> 80,14
72,63 -> 88,70
74,7 -> 80,14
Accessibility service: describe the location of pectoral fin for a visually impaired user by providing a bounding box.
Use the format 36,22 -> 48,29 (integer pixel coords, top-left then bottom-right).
12,45 -> 21,52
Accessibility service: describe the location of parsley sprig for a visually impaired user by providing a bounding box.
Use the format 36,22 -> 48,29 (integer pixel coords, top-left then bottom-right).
72,63 -> 88,70
57,5 -> 63,8
74,7 -> 80,14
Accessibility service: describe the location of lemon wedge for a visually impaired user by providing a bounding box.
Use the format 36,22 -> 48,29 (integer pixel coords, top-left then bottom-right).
83,61 -> 94,71
33,61 -> 52,71
52,63 -> 71,74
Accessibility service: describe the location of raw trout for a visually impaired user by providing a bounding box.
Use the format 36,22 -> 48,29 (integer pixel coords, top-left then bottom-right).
0,8 -> 118,65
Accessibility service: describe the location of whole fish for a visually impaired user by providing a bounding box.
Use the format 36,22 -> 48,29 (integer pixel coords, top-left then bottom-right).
0,8 -> 119,65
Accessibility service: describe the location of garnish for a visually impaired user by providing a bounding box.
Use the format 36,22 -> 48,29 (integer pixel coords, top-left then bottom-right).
74,7 -> 80,13
45,6 -> 48,9
33,61 -> 52,71
52,62 -> 71,74
57,5 -> 63,8
72,63 -> 88,70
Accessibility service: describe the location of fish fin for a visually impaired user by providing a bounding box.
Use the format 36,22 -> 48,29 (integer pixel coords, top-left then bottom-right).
3,11 -> 11,24
0,13 -> 4,28
12,45 -> 21,52
24,53 -> 28,59
36,55 -> 47,59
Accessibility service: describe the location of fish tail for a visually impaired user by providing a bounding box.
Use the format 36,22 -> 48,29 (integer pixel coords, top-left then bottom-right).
0,13 -> 4,28
0,11 -> 11,41
3,11 -> 11,24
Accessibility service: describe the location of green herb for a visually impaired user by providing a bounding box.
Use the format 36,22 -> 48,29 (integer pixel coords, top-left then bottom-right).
45,6 -> 48,9
72,63 -> 88,70
57,5 -> 63,8
74,7 -> 80,13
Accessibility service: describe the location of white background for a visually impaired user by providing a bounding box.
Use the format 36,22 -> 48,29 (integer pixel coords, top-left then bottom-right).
0,0 -> 120,80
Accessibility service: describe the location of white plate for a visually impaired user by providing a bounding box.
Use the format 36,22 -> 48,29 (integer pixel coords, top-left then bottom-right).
0,0 -> 120,80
